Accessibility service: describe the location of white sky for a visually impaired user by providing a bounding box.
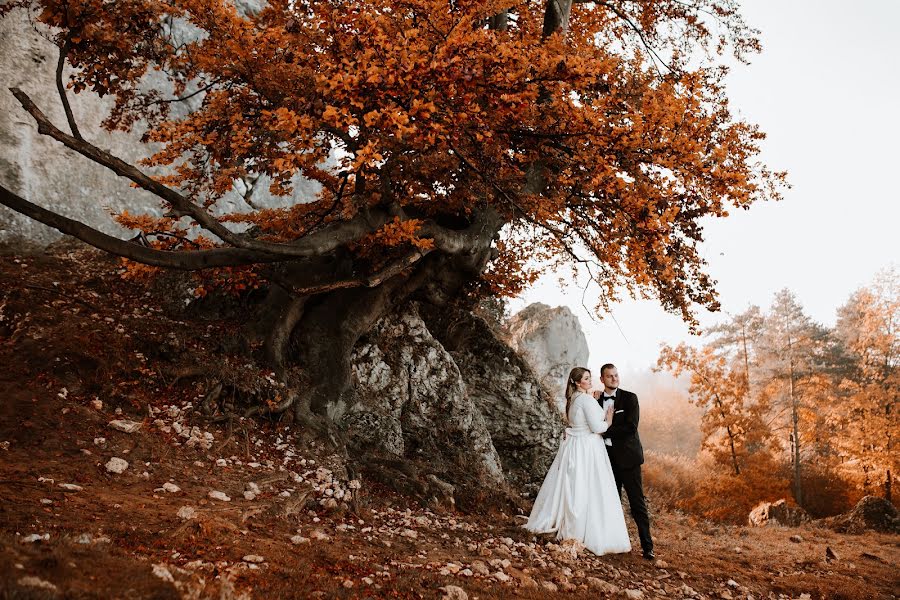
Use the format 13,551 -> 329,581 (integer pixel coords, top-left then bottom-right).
508,0 -> 900,380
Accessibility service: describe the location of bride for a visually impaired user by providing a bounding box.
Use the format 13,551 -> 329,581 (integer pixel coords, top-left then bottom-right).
524,367 -> 631,556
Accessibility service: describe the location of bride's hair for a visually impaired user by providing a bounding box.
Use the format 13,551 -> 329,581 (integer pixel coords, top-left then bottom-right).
564,367 -> 590,423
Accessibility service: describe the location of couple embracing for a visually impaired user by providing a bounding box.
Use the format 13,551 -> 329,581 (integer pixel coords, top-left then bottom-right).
525,364 -> 655,560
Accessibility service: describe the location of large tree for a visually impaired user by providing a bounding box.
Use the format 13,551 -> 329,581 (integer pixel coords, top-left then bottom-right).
832,269 -> 899,500
756,289 -> 834,508
0,0 -> 783,425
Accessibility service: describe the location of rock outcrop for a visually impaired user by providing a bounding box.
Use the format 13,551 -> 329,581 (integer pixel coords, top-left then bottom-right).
344,305 -> 504,491
421,305 -> 565,491
343,303 -> 565,500
0,9 -> 319,248
824,496 -> 899,534
504,303 -> 589,410
748,499 -> 810,527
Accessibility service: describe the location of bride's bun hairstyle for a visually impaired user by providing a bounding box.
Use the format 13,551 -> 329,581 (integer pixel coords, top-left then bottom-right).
564,367 -> 590,423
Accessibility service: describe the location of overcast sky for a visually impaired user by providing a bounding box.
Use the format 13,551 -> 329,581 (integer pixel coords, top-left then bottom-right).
509,0 -> 900,379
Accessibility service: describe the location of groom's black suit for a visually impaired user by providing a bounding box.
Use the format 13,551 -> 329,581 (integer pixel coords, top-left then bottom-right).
601,388 -> 653,556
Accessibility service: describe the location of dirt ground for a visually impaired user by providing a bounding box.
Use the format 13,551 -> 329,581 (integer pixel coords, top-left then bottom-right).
1,249 -> 897,599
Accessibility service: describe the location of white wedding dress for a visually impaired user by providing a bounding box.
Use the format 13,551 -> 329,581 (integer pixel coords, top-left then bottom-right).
524,391 -> 631,555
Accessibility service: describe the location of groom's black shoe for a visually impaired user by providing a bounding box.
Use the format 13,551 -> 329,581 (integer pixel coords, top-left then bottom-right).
642,550 -> 655,561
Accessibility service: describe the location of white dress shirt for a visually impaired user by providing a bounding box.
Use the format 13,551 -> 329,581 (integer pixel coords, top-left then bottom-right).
601,389 -> 616,445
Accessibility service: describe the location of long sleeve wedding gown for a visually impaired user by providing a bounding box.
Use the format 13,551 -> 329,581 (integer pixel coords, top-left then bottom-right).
524,391 -> 631,556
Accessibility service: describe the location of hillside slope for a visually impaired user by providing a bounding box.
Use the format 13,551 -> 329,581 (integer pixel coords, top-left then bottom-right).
1,249 -> 897,599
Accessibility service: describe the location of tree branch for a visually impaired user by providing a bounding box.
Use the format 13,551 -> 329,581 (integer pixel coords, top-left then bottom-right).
9,87 -> 393,259
0,183 -> 283,269
55,39 -> 82,140
596,1 -> 673,75
272,248 -> 432,297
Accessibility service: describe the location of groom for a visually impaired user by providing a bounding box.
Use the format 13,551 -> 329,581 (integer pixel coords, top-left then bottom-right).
594,364 -> 655,560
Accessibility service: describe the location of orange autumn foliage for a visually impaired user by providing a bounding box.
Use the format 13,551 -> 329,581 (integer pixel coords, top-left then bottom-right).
2,0 -> 785,319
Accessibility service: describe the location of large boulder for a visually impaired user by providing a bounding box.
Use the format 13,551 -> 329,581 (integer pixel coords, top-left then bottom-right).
344,305 -> 504,494
824,496 -> 900,534
421,304 -> 565,491
748,499 -> 810,527
504,303 -> 589,410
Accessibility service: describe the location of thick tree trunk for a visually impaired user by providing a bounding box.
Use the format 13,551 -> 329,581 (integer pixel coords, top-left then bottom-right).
292,262 -> 433,422
237,207 -> 501,436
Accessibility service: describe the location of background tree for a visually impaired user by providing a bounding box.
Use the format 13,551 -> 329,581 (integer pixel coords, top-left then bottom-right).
832,268 -> 899,501
754,289 -> 834,507
657,342 -> 773,476
707,306 -> 765,395
0,0 -> 783,428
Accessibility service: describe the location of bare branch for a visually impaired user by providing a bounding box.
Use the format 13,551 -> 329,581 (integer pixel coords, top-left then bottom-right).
0,183 -> 282,269
597,1 -> 673,75
273,248 -> 432,298
55,39 -> 82,140
145,78 -> 222,106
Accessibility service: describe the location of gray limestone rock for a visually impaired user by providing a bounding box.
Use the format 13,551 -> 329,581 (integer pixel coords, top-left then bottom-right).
345,305 -> 504,485
748,499 -> 810,527
504,303 -> 589,411
421,305 -> 565,490
0,10 -> 322,248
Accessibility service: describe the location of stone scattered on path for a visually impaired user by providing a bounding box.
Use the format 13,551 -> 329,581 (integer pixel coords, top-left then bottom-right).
152,564 -> 174,583
440,585 -> 468,600
17,576 -> 57,592
59,483 -> 83,491
162,482 -> 181,493
244,481 -> 261,500
177,506 -> 197,520
242,555 -> 265,564
208,490 -> 231,502
587,578 -> 620,594
105,457 -> 129,473
108,419 -> 142,433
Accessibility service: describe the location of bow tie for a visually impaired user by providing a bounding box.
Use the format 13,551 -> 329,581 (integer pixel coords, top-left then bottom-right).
603,395 -> 615,399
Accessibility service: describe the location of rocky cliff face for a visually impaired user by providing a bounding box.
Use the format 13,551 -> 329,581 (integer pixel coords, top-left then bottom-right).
0,10 -> 158,247
345,306 -> 504,487
421,304 -> 564,491
342,303 -> 565,499
504,303 -> 589,409
0,9 -> 319,248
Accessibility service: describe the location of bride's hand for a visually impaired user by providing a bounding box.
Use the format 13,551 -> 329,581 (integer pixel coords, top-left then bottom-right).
605,405 -> 614,425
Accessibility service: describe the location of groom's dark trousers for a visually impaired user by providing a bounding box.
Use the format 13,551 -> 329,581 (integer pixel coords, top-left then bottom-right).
602,389 -> 653,555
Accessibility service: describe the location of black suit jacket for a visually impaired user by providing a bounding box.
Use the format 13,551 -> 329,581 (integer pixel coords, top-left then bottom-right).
600,388 -> 644,469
